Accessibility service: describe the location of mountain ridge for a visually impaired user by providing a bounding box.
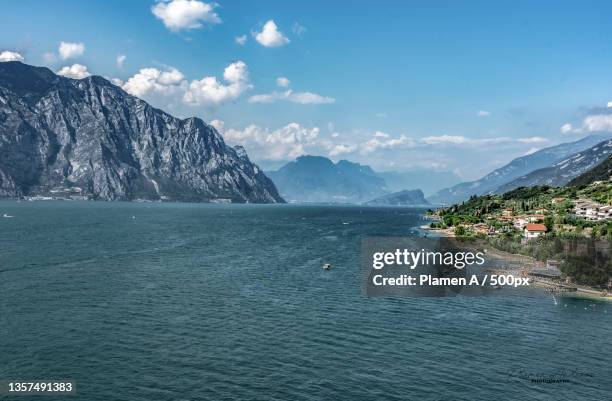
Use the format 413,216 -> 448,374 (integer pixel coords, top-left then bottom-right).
266,155 -> 387,203
494,139 -> 612,193
0,61 -> 283,203
427,133 -> 612,205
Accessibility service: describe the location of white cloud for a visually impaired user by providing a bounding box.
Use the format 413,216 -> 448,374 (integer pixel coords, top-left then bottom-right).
220,122 -> 319,160
523,147 -> 539,156
361,135 -> 414,154
276,77 -> 290,87
607,101 -> 612,108
183,60 -> 252,105
328,144 -> 356,156
517,136 -> 548,144
58,42 -> 85,60
373,131 -> 389,138
331,132 -> 340,138
116,54 -> 126,69
249,89 -> 334,104
253,20 -> 290,47
477,110 -> 490,117
582,114 -> 612,132
560,123 -> 575,134
122,67 -> 185,97
152,0 -> 220,31
121,61 -> 252,109
0,51 -> 24,62
235,35 -> 247,45
421,135 -> 468,145
57,64 -> 91,79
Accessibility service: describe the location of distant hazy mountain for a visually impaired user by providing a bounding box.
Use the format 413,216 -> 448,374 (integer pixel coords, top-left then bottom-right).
427,134 -> 611,205
376,170 -> 461,196
364,189 -> 429,206
267,155 -> 387,203
567,155 -> 612,187
0,62 -> 282,202
495,139 -> 612,193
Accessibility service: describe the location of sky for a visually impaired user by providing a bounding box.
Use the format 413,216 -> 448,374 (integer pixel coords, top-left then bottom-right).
3,0 -> 612,179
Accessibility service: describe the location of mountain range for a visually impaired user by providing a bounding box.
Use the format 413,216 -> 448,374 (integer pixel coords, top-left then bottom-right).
266,155 -> 387,203
427,134 -> 612,205
0,62 -> 283,203
494,139 -> 612,193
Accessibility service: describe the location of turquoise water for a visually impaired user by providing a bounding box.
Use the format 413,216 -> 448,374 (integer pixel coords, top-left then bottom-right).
0,202 -> 610,401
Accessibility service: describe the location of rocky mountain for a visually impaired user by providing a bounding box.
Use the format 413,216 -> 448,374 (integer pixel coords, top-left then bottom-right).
427,134 -> 611,205
364,189 -> 429,206
0,61 -> 283,202
376,170 -> 460,196
267,155 -> 387,203
494,139 -> 612,193
567,155 -> 612,187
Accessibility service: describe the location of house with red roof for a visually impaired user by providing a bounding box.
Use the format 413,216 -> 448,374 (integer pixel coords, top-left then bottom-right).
523,223 -> 547,240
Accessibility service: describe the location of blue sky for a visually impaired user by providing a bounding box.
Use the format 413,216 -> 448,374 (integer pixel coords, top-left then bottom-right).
3,0 -> 612,178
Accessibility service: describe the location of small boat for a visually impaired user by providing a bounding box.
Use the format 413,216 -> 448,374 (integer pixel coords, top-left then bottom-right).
322,263 -> 332,270
3,213 -> 13,218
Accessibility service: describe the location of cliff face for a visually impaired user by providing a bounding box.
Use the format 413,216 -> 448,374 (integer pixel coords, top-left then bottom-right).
0,61 -> 283,202
364,189 -> 429,206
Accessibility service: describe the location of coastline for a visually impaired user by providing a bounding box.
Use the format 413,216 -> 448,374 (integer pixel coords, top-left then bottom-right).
422,222 -> 612,300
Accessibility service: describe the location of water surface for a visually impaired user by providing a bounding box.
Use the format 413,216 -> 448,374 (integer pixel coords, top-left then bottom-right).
0,202 -> 610,400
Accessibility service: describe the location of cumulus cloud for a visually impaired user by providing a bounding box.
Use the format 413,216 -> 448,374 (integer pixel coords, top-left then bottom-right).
560,100 -> 612,134
59,42 -> 85,60
328,144 -> 357,156
220,122 -> 319,160
477,110 -> 490,117
249,89 -> 334,105
183,60 -> 252,105
116,54 -> 126,69
373,131 -> 389,138
122,67 -> 185,97
152,0 -> 220,31
0,50 -> 24,62
276,77 -> 290,87
121,61 -> 252,110
253,20 -> 290,47
57,64 -> 91,79
235,35 -> 247,45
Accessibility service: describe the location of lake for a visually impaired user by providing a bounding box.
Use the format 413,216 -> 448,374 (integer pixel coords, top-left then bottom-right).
0,202 -> 610,400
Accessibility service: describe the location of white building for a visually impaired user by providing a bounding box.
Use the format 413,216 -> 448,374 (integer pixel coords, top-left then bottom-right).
524,223 -> 547,240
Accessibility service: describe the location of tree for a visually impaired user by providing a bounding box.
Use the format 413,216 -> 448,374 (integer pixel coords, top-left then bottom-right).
454,225 -> 466,236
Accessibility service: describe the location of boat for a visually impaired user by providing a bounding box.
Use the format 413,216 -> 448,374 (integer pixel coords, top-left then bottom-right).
322,263 -> 332,270
3,213 -> 13,218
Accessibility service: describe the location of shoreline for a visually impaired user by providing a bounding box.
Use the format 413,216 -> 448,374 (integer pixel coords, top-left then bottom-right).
423,222 -> 612,300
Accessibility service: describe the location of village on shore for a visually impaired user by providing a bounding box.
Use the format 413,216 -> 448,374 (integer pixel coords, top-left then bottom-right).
425,180 -> 612,297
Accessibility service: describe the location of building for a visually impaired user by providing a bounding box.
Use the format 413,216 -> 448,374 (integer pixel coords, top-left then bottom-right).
551,197 -> 565,205
597,206 -> 612,220
527,214 -> 545,222
502,208 -> 513,217
524,223 -> 547,240
513,216 -> 529,229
